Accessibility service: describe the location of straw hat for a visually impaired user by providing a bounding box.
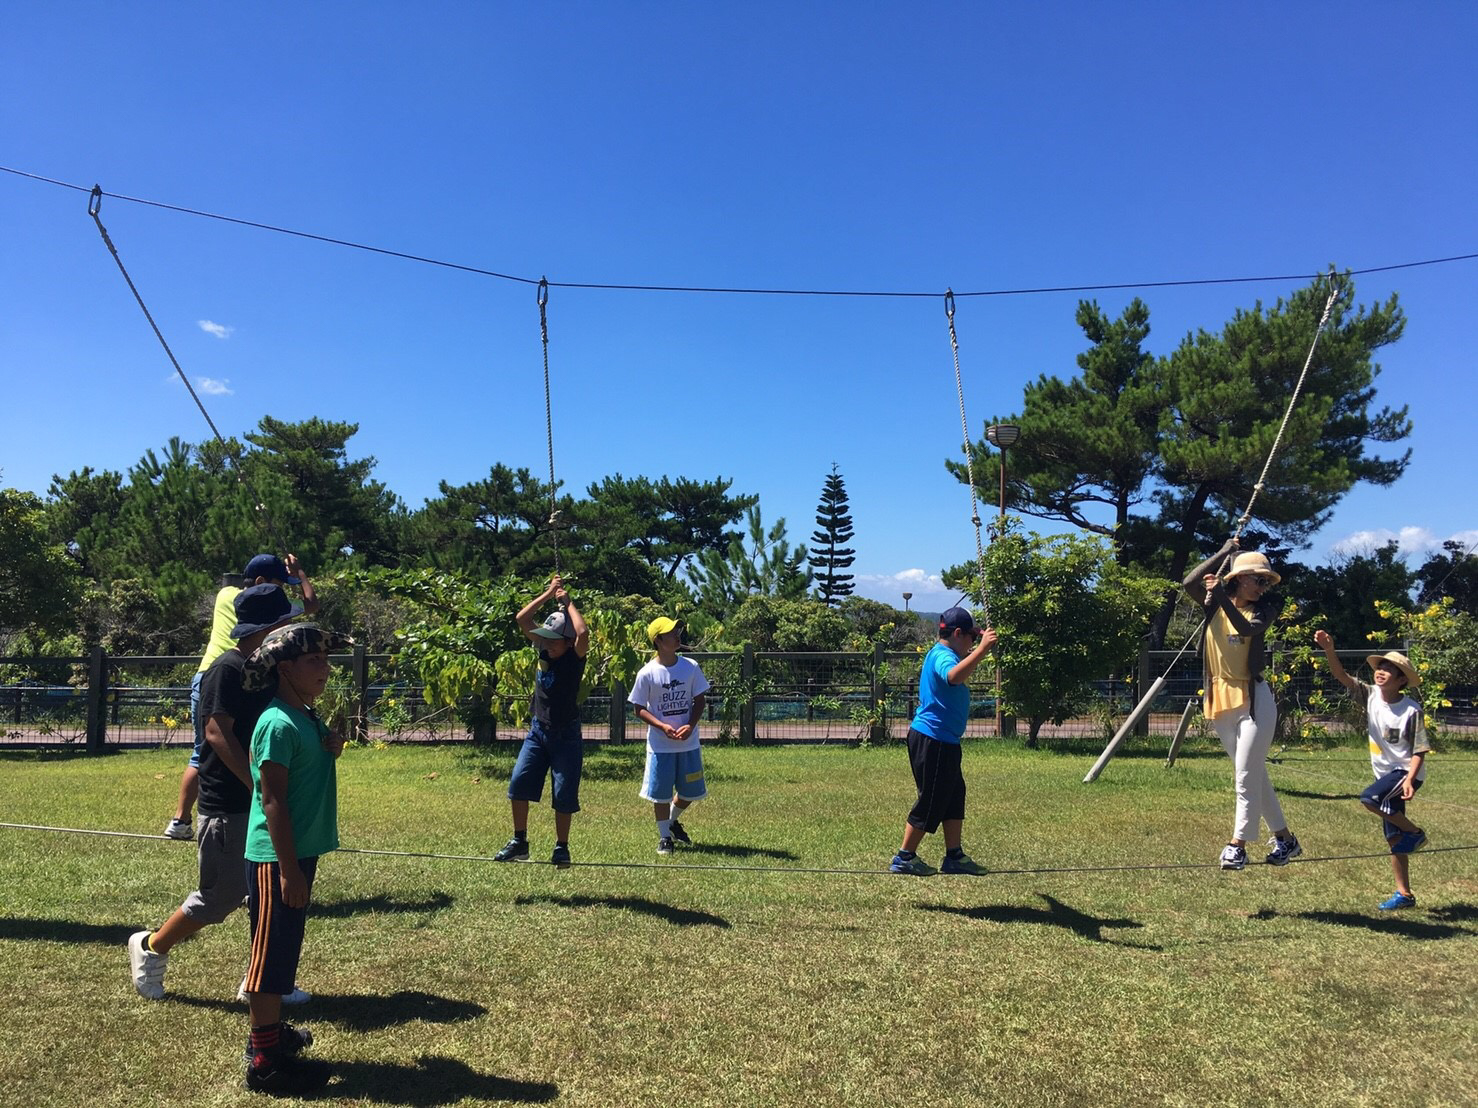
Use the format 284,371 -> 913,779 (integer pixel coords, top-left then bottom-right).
1366,650 -> 1420,689
1224,551 -> 1281,586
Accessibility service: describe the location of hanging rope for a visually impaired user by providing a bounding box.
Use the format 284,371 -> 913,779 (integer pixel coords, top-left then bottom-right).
537,276 -> 562,574
945,290 -> 992,628
87,186 -> 289,555
1086,270 -> 1346,782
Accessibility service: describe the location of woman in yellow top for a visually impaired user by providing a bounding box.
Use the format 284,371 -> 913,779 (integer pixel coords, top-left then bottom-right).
1183,541 -> 1301,871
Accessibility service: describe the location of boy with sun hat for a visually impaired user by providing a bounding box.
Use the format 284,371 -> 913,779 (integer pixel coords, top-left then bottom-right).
1315,630 -> 1432,910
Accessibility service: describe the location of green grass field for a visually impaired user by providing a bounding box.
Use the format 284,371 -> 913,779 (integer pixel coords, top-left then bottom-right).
2,739 -> 1475,1108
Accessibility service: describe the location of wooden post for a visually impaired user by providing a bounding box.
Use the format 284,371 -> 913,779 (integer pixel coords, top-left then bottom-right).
740,644 -> 755,744
85,646 -> 107,754
871,642 -> 886,743
1134,637 -> 1152,738
350,644 -> 369,743
609,679 -> 627,743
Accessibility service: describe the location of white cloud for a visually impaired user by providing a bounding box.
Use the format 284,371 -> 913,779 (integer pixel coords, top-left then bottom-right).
197,320 -> 234,339
1328,527 -> 1478,561
196,377 -> 234,396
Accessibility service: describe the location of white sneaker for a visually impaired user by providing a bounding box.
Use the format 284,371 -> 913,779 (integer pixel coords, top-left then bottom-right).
128,931 -> 168,999
163,819 -> 194,840
238,976 -> 312,1005
1218,843 -> 1247,871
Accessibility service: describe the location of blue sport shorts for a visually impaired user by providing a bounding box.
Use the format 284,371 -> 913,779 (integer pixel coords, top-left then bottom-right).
1361,767 -> 1423,847
640,748 -> 707,804
508,718 -> 584,813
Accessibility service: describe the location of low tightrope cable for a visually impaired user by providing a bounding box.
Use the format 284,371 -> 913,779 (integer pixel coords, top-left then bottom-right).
5,822 -> 1475,876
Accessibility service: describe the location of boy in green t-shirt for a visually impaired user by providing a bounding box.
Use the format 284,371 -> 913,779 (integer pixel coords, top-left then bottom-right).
238,623 -> 350,1096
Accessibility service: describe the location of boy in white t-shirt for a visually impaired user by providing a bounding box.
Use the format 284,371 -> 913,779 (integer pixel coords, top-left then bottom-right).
1315,632 -> 1432,911
627,617 -> 711,855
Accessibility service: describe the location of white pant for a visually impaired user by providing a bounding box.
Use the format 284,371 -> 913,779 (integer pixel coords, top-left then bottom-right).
1211,679 -> 1285,843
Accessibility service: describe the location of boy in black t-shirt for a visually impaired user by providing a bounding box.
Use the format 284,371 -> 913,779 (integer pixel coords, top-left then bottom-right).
127,585 -> 304,1002
493,575 -> 589,868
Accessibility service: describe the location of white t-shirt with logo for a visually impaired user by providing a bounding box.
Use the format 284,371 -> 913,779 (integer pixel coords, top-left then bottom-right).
628,655 -> 712,754
1351,678 -> 1430,781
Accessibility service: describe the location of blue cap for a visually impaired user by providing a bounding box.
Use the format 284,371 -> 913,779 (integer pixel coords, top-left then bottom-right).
938,607 -> 976,636
230,584 -> 296,639
243,554 -> 300,585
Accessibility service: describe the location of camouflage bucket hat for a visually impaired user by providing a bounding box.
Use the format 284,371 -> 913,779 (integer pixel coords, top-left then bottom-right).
243,623 -> 354,691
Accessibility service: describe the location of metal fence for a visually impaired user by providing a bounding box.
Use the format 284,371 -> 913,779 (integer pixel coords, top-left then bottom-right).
3,642 -> 1468,751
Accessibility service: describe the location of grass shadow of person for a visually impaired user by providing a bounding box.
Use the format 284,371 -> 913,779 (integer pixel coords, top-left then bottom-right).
919,893 -> 1160,949
169,990 -> 488,1028
682,841 -> 799,861
322,1055 -> 557,1105
312,891 -> 455,919
1249,907 -> 1476,941
1276,787 -> 1364,801
0,915 -> 138,945
513,893 -> 730,929
1429,903 -> 1478,924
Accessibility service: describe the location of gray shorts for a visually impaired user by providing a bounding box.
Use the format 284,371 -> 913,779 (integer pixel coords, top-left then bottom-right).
181,813 -> 249,925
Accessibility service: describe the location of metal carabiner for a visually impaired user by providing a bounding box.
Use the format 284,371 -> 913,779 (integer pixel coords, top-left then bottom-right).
944,288 -> 955,321
88,185 -> 103,218
537,276 -> 549,309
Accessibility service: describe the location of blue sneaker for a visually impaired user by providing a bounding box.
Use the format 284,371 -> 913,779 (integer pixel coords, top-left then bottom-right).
1219,843 -> 1247,871
1391,830 -> 1427,855
1265,834 -> 1302,866
551,843 -> 571,869
939,852 -> 987,876
494,837 -> 530,862
1378,891 -> 1417,911
889,852 -> 937,876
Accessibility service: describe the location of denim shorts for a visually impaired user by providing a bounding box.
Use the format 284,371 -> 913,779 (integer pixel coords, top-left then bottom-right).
1361,767 -> 1423,846
640,748 -> 707,803
188,671 -> 205,769
507,718 -> 584,813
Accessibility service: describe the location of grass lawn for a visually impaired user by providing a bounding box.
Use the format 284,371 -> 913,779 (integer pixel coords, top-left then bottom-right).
1,738 -> 1475,1107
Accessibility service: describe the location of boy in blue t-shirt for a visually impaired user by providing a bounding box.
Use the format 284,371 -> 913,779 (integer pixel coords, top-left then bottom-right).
238,623 -> 351,1096
890,607 -> 998,877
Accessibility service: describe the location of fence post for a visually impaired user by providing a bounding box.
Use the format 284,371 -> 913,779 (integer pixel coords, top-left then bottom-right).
85,646 -> 108,754
871,642 -> 886,743
609,679 -> 627,743
1134,637 -> 1151,738
350,645 -> 369,743
741,643 -> 755,744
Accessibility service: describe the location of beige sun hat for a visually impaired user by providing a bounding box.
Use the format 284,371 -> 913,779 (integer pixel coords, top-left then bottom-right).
1366,650 -> 1421,689
1224,550 -> 1281,586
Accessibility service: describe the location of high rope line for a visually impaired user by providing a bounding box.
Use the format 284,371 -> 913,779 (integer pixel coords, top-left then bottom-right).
86,186 -> 289,556
3,821 -> 1474,877
7,168 -> 1476,299
537,277 -> 562,574
945,290 -> 992,627
1084,271 -> 1346,782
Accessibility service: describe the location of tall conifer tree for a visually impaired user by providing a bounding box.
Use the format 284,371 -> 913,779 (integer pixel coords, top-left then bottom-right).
809,464 -> 856,606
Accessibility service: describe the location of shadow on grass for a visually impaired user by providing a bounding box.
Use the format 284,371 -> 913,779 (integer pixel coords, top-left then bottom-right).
0,915 -> 137,944
312,891 -> 455,919
1430,903 -> 1478,923
168,989 -> 488,1029
919,894 -> 1160,949
683,841 -> 799,861
514,893 -> 730,929
1249,907 -> 1477,941
1277,787 -> 1364,801
322,1055 -> 557,1105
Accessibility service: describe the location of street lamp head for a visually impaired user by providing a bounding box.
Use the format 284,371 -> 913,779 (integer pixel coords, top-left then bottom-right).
986,424 -> 1021,449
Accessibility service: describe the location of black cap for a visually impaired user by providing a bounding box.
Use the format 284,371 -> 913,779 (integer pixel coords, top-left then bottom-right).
230,584 -> 296,639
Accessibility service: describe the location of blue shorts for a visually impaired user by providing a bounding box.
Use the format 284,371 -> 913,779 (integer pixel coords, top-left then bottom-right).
640,748 -> 707,803
243,856 -> 318,996
508,718 -> 583,813
1361,768 -> 1423,847
188,671 -> 205,769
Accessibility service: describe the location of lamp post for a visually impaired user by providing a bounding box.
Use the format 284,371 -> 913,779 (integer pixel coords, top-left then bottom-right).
902,591 -> 912,613
984,423 -> 1020,736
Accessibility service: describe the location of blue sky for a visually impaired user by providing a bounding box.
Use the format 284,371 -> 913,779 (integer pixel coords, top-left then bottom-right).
4,3 -> 1475,612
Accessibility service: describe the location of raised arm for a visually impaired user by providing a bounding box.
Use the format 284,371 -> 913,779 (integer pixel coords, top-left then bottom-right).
1313,629 -> 1359,692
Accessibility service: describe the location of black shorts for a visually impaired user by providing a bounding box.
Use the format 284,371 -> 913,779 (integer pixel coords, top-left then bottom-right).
906,728 -> 966,833
243,856 -> 318,996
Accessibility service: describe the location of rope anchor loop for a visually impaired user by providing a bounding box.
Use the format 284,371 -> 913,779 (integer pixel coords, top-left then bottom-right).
88,185 -> 102,217
944,288 -> 955,321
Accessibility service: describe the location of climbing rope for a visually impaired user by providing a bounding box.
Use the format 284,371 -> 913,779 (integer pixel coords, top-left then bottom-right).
87,185 -> 289,556
537,277 -> 562,574
945,290 -> 992,628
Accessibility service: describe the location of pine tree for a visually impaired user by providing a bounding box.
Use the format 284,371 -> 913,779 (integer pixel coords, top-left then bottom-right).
809,464 -> 856,606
